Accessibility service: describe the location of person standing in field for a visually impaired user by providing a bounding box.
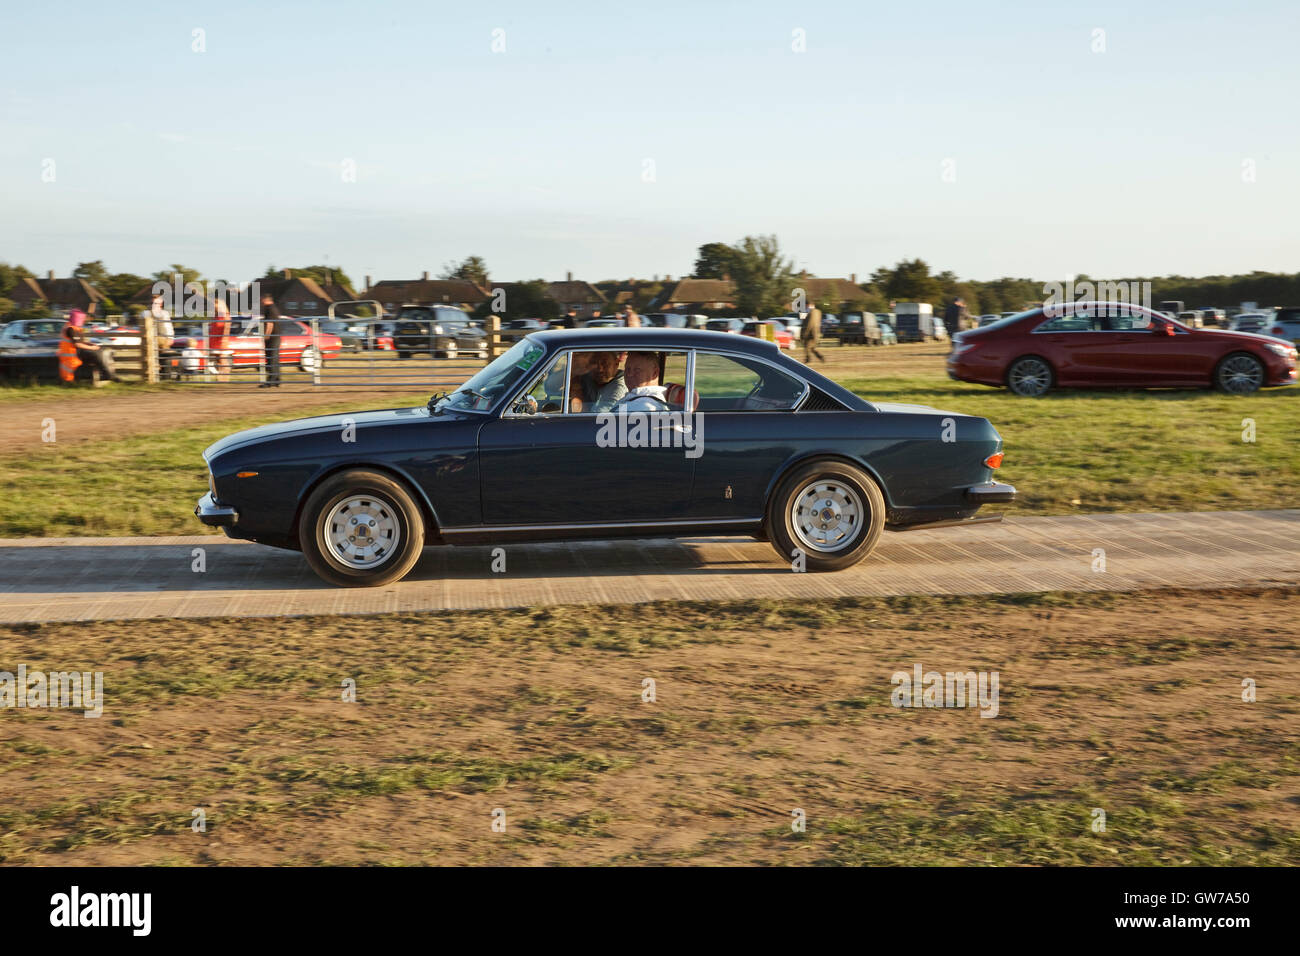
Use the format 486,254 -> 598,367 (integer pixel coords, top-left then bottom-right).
210,298 -> 233,381
621,304 -> 641,327
259,293 -> 283,388
801,303 -> 825,363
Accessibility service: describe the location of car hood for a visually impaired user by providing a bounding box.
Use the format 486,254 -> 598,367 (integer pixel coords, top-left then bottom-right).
1200,328 -> 1296,347
202,405 -> 465,461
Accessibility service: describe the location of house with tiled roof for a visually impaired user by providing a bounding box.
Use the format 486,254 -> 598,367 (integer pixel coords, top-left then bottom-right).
8,271 -> 107,315
547,275 -> 607,315
363,273 -> 490,313
653,278 -> 737,311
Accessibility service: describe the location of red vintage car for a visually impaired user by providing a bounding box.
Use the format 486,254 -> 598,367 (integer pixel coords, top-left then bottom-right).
741,319 -> 795,350
947,302 -> 1298,396
207,318 -> 343,370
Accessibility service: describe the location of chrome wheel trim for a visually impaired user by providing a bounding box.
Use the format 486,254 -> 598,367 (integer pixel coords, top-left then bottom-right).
790,479 -> 864,554
1219,355 -> 1263,393
1009,358 -> 1051,396
324,494 -> 401,569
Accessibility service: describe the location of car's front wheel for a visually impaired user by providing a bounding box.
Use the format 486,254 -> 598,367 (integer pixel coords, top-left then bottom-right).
299,470 -> 425,587
767,459 -> 885,571
1215,352 -> 1265,394
1007,356 -> 1053,397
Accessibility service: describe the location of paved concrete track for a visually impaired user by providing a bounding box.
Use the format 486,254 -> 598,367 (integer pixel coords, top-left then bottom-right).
0,510 -> 1296,624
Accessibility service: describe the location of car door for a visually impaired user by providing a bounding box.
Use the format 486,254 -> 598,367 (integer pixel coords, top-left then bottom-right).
477,348 -> 696,526
1029,311 -> 1120,384
686,349 -> 809,520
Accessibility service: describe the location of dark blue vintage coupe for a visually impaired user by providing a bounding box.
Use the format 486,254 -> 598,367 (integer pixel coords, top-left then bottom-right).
196,329 -> 1015,586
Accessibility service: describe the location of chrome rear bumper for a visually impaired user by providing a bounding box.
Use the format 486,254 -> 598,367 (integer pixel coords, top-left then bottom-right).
965,481 -> 1017,503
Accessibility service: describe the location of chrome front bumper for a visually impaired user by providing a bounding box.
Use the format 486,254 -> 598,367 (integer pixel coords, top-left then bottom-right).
195,491 -> 238,527
965,481 -> 1017,503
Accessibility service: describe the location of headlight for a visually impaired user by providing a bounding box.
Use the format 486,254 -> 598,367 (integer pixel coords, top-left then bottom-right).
432,325 -> 444,335
1264,342 -> 1295,357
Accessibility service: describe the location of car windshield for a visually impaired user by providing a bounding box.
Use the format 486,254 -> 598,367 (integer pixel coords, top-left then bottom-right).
432,338 -> 546,414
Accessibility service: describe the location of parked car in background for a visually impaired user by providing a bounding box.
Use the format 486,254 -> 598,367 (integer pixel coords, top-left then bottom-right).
1229,312 -> 1271,334
1177,310 -> 1205,329
0,318 -> 65,351
742,319 -> 795,350
641,312 -> 689,328
316,320 -> 364,353
978,314 -> 1001,326
196,328 -> 1016,587
878,319 -> 899,345
705,318 -> 745,334
222,318 -> 343,370
501,318 -> 551,342
1267,307 -> 1300,347
393,306 -> 486,359
837,312 -> 882,345
583,317 -> 626,328
946,302 -> 1297,396
1198,308 -> 1227,327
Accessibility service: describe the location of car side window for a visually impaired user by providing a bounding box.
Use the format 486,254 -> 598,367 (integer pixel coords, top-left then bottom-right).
1104,310 -> 1154,331
508,353 -> 569,417
1036,313 -> 1099,332
693,352 -> 805,411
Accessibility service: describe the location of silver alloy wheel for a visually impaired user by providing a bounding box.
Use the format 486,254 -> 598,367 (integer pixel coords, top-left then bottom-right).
1218,354 -> 1264,393
790,480 -> 864,553
299,346 -> 321,371
1008,357 -> 1051,396
324,494 -> 401,569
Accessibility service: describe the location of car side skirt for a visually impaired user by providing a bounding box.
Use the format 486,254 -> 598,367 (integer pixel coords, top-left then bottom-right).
439,516 -> 762,545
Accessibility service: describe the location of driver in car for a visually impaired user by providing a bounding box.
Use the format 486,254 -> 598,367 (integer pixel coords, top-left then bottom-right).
610,351 -> 670,411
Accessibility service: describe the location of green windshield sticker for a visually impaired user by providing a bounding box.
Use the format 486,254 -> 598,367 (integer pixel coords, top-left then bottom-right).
515,346 -> 543,371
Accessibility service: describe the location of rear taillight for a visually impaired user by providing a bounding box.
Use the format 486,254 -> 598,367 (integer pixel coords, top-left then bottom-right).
1272,327 -> 1284,335
984,452 -> 1004,469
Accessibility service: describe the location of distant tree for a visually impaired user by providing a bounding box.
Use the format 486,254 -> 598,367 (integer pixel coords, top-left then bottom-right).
73,260 -> 110,287
441,256 -> 490,287
871,259 -> 941,305
151,263 -> 204,289
102,272 -> 148,309
692,242 -> 738,280
474,280 -> 559,321
729,235 -> 795,317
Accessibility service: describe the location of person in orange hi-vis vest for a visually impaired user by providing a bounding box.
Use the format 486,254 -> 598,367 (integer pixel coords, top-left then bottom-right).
58,326 -> 83,383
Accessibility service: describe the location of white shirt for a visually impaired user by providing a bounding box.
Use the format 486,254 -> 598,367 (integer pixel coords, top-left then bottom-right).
613,385 -> 670,411
149,307 -> 173,340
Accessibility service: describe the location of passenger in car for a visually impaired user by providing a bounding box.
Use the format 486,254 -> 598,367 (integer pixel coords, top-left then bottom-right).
611,351 -> 670,411
574,351 -> 627,411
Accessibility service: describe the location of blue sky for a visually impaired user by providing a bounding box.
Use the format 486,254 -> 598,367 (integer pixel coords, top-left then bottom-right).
1,0 -> 1298,285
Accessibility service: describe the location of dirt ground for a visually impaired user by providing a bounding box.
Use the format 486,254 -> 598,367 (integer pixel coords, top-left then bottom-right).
1,587 -> 1295,866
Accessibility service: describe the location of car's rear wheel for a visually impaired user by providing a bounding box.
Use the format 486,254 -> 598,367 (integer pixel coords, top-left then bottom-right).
299,470 -> 425,587
1007,356 -> 1053,397
767,459 -> 885,571
1215,352 -> 1264,394
299,346 -> 322,372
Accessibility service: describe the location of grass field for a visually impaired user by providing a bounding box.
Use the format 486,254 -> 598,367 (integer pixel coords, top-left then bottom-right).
1,587 -> 1295,865
1,343 -> 1296,537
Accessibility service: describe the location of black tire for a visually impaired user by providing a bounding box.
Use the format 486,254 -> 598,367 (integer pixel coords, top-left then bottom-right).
396,350 -> 411,360
766,459 -> 885,571
1214,352 -> 1265,394
1006,355 -> 1053,397
299,469 -> 425,587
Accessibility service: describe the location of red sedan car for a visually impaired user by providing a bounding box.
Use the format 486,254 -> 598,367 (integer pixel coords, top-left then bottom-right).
210,318 -> 343,370
947,302 -> 1298,396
